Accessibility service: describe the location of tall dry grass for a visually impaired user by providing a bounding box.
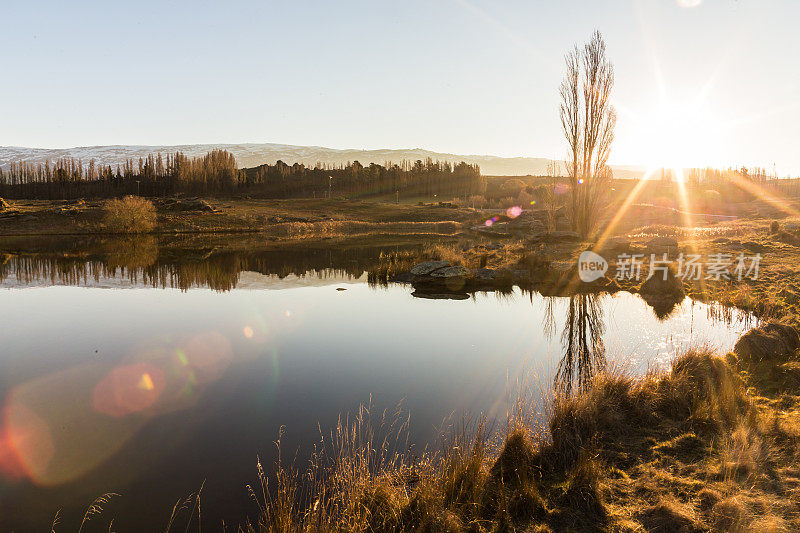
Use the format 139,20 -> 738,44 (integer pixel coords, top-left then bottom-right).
228,348 -> 769,532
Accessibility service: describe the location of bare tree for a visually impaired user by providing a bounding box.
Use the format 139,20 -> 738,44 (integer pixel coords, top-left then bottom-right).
559,31 -> 616,237
544,160 -> 560,231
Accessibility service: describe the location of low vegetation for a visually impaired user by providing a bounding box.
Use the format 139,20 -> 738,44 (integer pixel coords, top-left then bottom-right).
102,195 -> 157,233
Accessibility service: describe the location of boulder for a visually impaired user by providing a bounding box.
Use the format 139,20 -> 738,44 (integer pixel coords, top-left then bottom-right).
742,241 -> 767,253
159,197 -> 218,212
734,322 -> 800,364
410,261 -> 471,292
639,267 -> 684,297
410,261 -> 450,276
429,265 -> 469,279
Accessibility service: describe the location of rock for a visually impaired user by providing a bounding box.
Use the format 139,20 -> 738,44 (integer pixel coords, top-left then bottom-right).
410,261 -> 470,292
429,265 -> 469,279
159,197 -> 218,212
639,267 -> 684,297
775,230 -> 800,246
742,241 -> 767,253
409,261 -> 450,276
507,210 -> 548,233
475,268 -> 496,281
734,322 -> 800,364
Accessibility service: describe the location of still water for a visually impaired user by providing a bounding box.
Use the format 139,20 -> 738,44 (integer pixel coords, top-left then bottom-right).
0,251 -> 753,531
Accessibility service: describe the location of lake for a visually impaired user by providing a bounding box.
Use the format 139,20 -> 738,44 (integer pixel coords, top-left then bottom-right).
0,243 -> 754,531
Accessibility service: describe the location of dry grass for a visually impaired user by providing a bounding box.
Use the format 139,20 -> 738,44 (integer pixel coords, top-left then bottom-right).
102,195 -> 157,233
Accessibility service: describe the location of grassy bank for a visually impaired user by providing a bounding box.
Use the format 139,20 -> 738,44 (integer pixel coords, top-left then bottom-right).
0,198 -> 484,237
136,339 -> 799,532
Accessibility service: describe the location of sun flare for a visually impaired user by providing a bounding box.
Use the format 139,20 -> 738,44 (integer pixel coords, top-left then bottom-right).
631,100 -> 725,172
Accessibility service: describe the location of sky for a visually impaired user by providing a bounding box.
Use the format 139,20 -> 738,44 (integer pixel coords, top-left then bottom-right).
2,0 -> 799,175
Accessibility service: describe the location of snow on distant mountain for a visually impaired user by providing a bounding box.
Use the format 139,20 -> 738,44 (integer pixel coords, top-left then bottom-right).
0,143 -> 645,178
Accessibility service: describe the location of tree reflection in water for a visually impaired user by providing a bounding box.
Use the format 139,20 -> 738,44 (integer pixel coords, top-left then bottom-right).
546,293 -> 607,395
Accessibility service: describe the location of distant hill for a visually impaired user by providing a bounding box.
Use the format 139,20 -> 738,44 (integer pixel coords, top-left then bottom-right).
0,142 -> 645,178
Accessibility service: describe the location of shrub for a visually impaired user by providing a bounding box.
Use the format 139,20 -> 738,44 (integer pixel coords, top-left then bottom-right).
103,196 -> 157,233
500,178 -> 527,195
467,195 -> 486,208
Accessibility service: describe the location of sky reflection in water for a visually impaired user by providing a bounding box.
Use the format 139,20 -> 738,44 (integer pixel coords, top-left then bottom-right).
0,270 -> 753,530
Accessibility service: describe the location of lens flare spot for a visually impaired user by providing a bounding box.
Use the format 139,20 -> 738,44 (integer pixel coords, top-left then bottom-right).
285,310 -> 292,318
243,326 -> 254,338
578,178 -> 585,185
93,363 -> 165,417
506,206 -> 522,218
484,219 -> 493,227
0,403 -> 54,483
137,373 -> 155,391
177,332 -> 233,386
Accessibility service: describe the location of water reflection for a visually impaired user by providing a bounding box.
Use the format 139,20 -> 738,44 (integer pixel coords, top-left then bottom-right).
551,294 -> 607,395
0,244 -> 756,530
0,237 -> 423,291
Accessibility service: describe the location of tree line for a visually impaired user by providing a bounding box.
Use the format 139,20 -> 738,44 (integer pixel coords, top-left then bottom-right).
240,158 -> 484,198
0,150 -> 484,200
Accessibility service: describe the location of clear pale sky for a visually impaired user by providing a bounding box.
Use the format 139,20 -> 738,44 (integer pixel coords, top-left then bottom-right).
2,1 -> 798,174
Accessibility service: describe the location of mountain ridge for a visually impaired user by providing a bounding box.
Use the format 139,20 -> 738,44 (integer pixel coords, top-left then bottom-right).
0,142 -> 646,178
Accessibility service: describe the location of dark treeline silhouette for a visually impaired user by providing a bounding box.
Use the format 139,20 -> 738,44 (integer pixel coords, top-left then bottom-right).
240,158 -> 485,199
0,150 -> 485,200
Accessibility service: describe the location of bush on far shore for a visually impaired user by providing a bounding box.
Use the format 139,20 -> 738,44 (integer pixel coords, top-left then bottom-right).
102,196 -> 157,233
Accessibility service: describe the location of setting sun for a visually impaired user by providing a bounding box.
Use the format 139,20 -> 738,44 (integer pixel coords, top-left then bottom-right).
623,99 -> 726,172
